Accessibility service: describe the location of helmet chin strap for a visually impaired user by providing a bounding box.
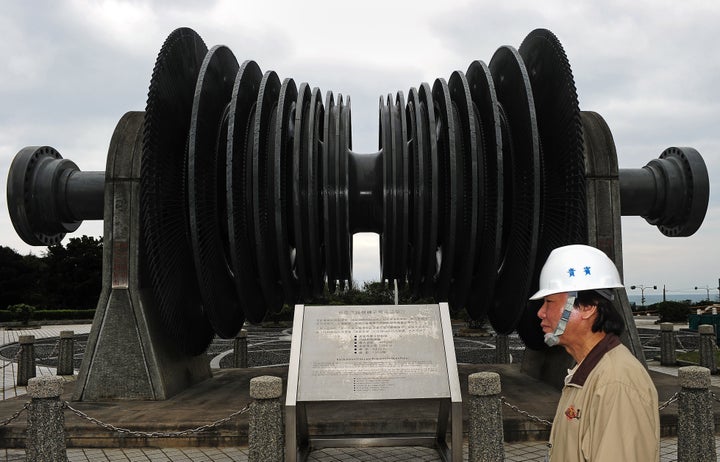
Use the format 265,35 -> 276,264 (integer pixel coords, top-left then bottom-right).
544,292 -> 577,347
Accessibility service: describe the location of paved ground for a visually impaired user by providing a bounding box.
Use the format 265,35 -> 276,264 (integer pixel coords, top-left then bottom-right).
0,319 -> 716,461
0,324 -> 91,400
1,437 -> 713,461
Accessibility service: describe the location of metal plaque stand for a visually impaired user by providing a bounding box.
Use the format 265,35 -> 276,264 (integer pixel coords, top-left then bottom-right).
286,303 -> 462,462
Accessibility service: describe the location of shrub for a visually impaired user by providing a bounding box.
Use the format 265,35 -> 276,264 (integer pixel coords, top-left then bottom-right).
7,303 -> 36,325
0,308 -> 95,323
654,301 -> 692,323
35,310 -> 95,321
263,304 -> 294,324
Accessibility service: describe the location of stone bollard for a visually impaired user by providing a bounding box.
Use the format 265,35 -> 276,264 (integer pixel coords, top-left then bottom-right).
698,324 -> 717,374
234,329 -> 248,368
660,323 -> 677,366
495,334 -> 510,364
57,331 -> 75,376
249,375 -> 284,462
677,366 -> 716,462
17,335 -> 36,386
468,372 -> 504,462
27,376 -> 67,462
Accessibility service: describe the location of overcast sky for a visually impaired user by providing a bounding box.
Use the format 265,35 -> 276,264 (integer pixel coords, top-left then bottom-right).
1,0 -> 718,299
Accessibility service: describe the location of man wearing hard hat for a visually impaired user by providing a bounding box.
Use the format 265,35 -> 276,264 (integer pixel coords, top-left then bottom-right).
531,244 -> 660,461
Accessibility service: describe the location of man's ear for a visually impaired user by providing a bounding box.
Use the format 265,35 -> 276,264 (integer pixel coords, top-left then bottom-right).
579,304 -> 598,319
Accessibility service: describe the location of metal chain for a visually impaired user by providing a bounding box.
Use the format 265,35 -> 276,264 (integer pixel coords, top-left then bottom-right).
63,401 -> 251,438
658,392 -> 679,411
711,391 -> 720,404
500,396 -> 553,427
0,339 -> 57,368
0,348 -> 21,370
40,339 -> 60,361
26,339 -> 60,362
0,402 -> 28,426
501,391 -> 681,427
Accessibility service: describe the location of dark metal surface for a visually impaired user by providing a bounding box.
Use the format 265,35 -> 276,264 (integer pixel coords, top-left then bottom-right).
323,92 -> 338,291
227,60 -> 266,323
394,92 -> 409,289
7,146 -> 104,246
253,71 -> 284,313
292,83 -> 312,298
306,87 -> 325,297
382,95 -> 394,284
619,146 -> 709,237
516,28 -> 586,349
274,78 -> 300,302
140,27 -> 214,355
418,83 -> 440,298
338,96 -> 353,288
379,95 -> 393,284
432,78 -> 458,301
488,45 -> 540,335
188,45 -> 244,338
465,60 -> 502,323
406,87 -> 434,296
446,71 -> 479,311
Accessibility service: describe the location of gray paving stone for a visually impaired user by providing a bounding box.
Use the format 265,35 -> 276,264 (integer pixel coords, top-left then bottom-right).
0,438 -> 710,462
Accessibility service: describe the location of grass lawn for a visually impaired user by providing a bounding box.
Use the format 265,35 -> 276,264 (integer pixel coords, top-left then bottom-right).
676,350 -> 720,364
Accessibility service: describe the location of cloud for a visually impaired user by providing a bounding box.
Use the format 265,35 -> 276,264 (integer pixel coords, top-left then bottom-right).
0,0 -> 717,296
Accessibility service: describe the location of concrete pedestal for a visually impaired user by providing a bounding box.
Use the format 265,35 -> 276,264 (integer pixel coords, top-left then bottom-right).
660,323 -> 677,366
468,372 -> 504,462
677,366 -> 715,462
17,335 -> 36,386
57,331 -> 75,376
249,376 -> 284,462
698,324 -> 717,374
27,376 -> 67,461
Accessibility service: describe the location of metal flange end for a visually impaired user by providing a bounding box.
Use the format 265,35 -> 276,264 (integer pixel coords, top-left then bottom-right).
619,147 -> 709,237
7,146 -> 95,246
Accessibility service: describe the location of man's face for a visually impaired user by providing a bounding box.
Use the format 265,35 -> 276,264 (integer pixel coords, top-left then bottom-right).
537,292 -> 571,336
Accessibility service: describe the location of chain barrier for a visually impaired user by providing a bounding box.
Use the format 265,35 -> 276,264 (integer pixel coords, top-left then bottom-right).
711,391 -> 720,404
63,401 -> 251,438
658,392 -> 679,411
500,396 -> 553,427
29,339 -> 60,362
41,339 -> 60,361
0,349 -> 21,370
501,390 -> 684,429
0,338 -> 60,370
0,402 -> 28,426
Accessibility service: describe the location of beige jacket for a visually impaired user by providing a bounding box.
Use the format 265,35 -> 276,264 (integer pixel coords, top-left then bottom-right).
548,334 -> 660,461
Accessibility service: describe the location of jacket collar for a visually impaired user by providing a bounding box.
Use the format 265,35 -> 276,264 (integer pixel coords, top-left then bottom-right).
569,333 -> 621,386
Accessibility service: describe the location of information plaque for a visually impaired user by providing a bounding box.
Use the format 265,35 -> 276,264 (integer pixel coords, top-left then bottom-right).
286,303 -> 462,462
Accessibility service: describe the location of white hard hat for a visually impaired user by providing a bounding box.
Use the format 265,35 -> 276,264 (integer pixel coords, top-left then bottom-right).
529,244 -> 623,300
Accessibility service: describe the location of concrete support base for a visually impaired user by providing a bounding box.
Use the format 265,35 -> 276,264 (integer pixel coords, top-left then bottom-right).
73,112 -> 211,401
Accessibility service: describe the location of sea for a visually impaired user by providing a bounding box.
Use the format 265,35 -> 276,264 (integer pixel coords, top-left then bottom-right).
627,293 -> 719,306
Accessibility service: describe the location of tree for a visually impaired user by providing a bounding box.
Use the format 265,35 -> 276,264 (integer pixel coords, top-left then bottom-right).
42,236 -> 103,309
653,300 -> 692,323
306,281 -> 436,306
8,303 -> 36,325
0,246 -> 44,309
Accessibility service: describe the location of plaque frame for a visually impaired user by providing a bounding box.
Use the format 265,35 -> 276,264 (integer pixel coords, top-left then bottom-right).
285,303 -> 462,462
